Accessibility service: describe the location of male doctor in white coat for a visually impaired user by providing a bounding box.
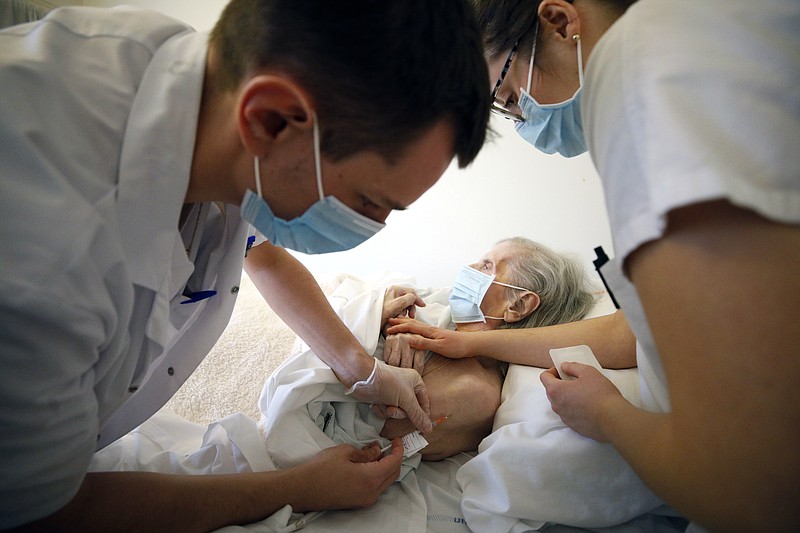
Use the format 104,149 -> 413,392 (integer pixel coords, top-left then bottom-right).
0,0 -> 490,530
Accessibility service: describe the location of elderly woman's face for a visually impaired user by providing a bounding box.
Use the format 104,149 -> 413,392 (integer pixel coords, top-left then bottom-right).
456,241 -> 522,332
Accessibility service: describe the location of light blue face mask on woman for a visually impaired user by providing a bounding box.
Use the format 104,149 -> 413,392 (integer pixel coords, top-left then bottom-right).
515,31 -> 587,158
449,265 -> 531,323
240,113 -> 385,254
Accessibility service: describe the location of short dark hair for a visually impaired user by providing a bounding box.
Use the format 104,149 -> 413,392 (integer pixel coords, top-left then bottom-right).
472,0 -> 637,60
210,0 -> 490,168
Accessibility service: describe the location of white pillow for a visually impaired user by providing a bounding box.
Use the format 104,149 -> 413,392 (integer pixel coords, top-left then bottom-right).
458,360 -> 663,531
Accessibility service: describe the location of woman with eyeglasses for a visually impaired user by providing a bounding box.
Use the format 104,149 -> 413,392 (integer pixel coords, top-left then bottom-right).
389,0 -> 800,530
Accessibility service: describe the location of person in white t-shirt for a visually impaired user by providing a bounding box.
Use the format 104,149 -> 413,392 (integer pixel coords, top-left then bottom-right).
389,0 -> 800,530
0,0 -> 490,530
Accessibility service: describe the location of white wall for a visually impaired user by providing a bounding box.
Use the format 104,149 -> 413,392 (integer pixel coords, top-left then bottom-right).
81,1 -> 615,289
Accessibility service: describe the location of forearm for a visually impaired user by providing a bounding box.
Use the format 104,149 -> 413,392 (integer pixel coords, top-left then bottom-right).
24,470 -> 303,532
470,310 -> 636,368
244,242 -> 373,385
621,201 -> 800,530
598,393 -> 799,531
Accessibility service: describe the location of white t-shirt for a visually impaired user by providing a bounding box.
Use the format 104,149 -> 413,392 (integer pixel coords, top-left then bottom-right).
583,0 -> 800,411
0,7 -> 249,527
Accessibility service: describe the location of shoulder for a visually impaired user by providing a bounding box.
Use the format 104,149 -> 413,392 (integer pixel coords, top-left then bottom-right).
23,6 -> 193,52
585,0 -> 800,262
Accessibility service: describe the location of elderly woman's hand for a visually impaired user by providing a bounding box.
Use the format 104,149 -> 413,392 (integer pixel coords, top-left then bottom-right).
381,286 -> 425,331
383,331 -> 427,374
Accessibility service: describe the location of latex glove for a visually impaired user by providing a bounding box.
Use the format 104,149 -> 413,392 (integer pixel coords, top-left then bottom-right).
381,286 -> 425,331
383,333 -> 427,374
346,358 -> 432,433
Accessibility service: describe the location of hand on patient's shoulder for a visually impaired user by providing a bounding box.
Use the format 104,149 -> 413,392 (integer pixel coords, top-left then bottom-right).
386,318 -> 474,359
346,359 -> 433,433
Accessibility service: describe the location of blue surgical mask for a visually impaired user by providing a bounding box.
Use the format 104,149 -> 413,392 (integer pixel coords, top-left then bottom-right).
449,265 -> 531,323
515,32 -> 587,158
240,113 -> 385,254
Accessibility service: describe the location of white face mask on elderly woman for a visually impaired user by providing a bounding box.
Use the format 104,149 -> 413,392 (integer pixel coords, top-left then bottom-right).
449,265 -> 531,323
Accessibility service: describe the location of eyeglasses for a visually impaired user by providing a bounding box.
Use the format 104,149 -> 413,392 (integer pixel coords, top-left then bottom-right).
490,41 -> 525,122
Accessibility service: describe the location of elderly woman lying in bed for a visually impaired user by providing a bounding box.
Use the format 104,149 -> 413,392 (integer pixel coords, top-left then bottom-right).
260,236 -> 595,464
377,237 -> 594,460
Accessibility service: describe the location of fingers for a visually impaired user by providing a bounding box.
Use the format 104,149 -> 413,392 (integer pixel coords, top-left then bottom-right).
407,335 -> 435,352
412,349 -> 426,374
383,337 -> 400,367
374,439 -> 403,490
561,362 -> 604,380
385,406 -> 407,419
386,318 -> 434,336
404,384 -> 432,433
384,334 -> 427,371
377,379 -> 432,431
351,442 -> 382,463
384,288 -> 424,321
541,366 -> 560,381
396,292 -> 419,315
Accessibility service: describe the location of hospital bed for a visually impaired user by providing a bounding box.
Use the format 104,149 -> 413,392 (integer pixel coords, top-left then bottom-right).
92,272 -> 689,533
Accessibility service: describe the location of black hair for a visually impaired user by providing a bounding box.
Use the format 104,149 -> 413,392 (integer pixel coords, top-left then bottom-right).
210,0 -> 490,168
472,0 -> 637,60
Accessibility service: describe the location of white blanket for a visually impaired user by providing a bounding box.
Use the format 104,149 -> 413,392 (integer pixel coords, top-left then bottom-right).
255,273 -> 465,532
91,272 -> 471,533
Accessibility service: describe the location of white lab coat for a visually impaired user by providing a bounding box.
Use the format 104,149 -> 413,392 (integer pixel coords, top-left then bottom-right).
0,7 -> 249,527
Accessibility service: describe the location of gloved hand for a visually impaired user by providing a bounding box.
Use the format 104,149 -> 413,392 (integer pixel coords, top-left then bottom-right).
345,358 -> 432,433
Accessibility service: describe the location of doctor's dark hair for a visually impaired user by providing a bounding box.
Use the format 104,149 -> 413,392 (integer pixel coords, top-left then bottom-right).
210,0 -> 490,168
497,237 -> 595,331
472,0 -> 637,60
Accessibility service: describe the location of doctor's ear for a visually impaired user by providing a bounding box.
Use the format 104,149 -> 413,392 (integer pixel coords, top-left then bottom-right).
504,291 -> 541,323
237,74 -> 315,157
537,0 -> 581,42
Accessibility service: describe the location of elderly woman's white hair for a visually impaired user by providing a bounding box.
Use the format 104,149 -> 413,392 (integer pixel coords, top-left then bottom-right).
497,237 -> 595,330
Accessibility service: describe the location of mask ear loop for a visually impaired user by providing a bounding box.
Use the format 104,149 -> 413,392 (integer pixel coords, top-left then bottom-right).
573,34 -> 584,88
484,280 -> 536,322
247,157 -> 264,249
311,111 -> 325,201
253,157 -> 263,198
524,23 -> 538,94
